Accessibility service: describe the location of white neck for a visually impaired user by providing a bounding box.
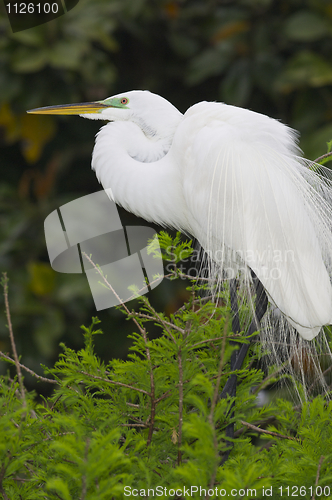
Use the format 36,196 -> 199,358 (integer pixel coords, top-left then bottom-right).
91,121 -> 190,231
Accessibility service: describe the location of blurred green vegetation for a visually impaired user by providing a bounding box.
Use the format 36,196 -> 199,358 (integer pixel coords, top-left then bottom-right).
1,0 -> 332,389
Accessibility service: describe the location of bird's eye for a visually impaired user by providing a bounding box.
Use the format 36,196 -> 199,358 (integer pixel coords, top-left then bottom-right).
120,98 -> 128,105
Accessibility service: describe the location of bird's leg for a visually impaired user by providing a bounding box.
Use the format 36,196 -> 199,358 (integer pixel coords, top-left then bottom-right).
229,278 -> 241,390
221,279 -> 240,456
222,271 -> 268,396
220,272 -> 268,463
228,279 -> 241,401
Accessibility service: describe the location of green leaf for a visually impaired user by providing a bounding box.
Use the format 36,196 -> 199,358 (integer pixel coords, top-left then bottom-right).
275,51 -> 332,93
46,478 -> 73,500
284,10 -> 331,42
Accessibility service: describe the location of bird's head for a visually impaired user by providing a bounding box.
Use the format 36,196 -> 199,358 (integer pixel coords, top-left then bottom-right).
28,90 -> 182,140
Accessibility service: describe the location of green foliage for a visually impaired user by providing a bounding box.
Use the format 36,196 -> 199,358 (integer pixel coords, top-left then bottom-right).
148,231 -> 194,265
1,235 -> 332,498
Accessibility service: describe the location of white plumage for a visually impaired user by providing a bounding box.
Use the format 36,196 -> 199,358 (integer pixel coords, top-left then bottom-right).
88,91 -> 332,341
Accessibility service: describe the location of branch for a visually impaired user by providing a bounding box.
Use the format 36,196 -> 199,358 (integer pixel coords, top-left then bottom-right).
210,319 -> 228,415
144,332 -> 155,447
155,390 -> 172,404
311,456 -> 325,500
234,417 -> 277,438
139,298 -> 177,343
126,273 -> 174,298
0,351 -> 57,384
81,439 -> 89,500
313,151 -> 332,164
120,423 -> 148,428
207,319 -> 228,495
1,273 -> 26,407
176,295 -> 214,313
0,463 -> 10,500
78,370 -> 150,395
190,335 -> 237,350
82,253 -> 146,337
132,312 -> 185,335
178,271 -> 211,281
125,402 -> 140,408
177,346 -> 183,465
240,420 -> 298,441
82,253 -> 157,446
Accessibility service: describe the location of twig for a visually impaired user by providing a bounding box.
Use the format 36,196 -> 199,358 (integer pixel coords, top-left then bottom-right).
207,319 -> 228,496
177,346 -> 183,465
81,438 -> 89,500
77,370 -> 150,395
190,335 -> 237,350
0,464 -> 10,500
2,273 -> 26,407
155,390 -> 172,404
132,312 -> 185,335
139,298 -> 177,343
175,295 -> 214,315
191,285 -> 196,312
234,417 -> 277,438
128,301 -> 156,446
178,271 -> 211,281
0,486 -> 9,500
125,273 -> 174,299
82,253 -> 146,337
240,420 -> 298,441
0,351 -> 57,384
126,402 -> 140,408
145,337 -> 156,447
211,320 -> 228,415
10,418 -> 20,429
41,431 -> 75,442
313,151 -> 332,164
311,456 -> 325,500
120,423 -> 148,428
82,253 -> 156,446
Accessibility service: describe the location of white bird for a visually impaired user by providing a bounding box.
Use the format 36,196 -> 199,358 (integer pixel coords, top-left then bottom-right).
28,91 -> 332,400
28,91 -> 332,342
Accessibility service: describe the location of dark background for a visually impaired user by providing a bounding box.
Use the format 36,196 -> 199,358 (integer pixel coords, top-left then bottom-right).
1,0 -> 332,390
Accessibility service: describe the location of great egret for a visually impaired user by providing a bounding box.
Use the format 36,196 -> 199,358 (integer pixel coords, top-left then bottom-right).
28,91 -> 332,397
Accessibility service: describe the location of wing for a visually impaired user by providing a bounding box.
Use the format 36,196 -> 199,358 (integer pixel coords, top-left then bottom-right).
177,102 -> 332,340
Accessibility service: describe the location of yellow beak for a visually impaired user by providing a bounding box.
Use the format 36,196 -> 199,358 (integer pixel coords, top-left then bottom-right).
27,102 -> 110,115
